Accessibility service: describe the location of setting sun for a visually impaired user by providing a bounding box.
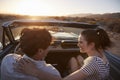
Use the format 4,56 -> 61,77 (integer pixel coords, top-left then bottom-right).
0,0 -> 119,16
15,0 -> 53,16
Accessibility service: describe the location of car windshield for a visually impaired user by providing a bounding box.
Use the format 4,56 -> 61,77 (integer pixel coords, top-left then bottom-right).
11,25 -> 84,41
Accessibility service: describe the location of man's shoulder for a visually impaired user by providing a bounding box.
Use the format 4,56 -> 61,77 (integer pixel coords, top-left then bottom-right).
44,64 -> 61,76
1,53 -> 22,64
4,53 -> 21,59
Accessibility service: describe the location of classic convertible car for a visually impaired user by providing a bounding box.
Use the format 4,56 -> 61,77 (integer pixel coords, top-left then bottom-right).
0,19 -> 120,79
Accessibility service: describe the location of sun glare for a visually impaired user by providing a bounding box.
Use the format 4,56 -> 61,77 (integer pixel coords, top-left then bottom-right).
16,0 -> 53,16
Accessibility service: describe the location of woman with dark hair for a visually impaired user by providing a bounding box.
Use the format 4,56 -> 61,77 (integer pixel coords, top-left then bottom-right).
15,28 -> 112,80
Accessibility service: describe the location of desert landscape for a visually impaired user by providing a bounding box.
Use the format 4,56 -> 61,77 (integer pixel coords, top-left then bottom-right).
0,13 -> 120,57
108,32 -> 120,57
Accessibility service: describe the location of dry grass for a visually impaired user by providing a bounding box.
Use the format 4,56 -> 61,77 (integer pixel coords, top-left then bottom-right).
108,32 -> 120,57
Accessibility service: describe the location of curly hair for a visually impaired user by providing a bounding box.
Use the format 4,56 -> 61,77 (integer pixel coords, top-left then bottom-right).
20,28 -> 52,57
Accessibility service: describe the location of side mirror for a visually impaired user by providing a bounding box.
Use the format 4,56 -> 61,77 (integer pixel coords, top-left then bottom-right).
0,42 -> 3,50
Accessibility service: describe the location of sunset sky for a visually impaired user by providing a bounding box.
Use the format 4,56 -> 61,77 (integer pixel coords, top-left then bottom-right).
0,0 -> 120,16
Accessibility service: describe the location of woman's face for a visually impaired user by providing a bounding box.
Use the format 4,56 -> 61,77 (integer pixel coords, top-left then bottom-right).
77,34 -> 90,53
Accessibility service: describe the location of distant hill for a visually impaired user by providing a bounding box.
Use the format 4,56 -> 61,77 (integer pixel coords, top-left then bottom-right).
68,13 -> 120,18
67,13 -> 94,17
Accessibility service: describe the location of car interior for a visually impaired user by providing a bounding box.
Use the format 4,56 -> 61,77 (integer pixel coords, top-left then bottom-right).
0,20 -> 120,79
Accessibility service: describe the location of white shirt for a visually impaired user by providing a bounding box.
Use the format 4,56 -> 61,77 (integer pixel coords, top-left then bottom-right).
1,54 -> 61,80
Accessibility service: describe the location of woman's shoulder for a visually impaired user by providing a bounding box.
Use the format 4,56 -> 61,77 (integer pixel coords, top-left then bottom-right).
84,56 -> 97,62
